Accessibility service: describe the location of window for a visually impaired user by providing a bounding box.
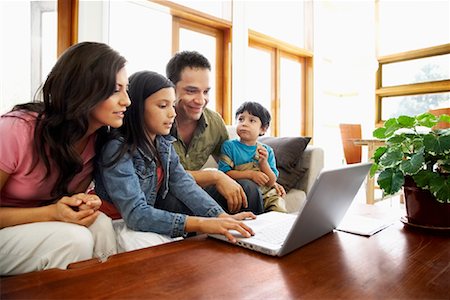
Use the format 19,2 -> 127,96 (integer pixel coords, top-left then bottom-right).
244,32 -> 312,137
175,18 -> 224,113
108,1 -> 172,76
375,0 -> 450,122
0,1 -> 57,114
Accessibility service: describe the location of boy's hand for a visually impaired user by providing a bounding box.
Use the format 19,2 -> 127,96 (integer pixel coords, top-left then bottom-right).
251,171 -> 269,186
274,182 -> 286,197
257,144 -> 268,163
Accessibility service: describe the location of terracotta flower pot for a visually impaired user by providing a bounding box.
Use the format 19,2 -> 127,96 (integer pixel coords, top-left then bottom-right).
403,176 -> 450,228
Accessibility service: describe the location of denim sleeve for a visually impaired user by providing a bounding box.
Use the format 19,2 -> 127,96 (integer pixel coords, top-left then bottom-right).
167,144 -> 224,217
97,140 -> 186,237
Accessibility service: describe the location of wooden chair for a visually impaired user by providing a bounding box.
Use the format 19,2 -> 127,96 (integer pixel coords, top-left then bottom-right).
339,123 -> 404,204
429,107 -> 450,129
339,124 -> 362,164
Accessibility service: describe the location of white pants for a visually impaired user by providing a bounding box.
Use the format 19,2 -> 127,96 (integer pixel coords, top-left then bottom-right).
0,212 -> 117,275
112,219 -> 182,253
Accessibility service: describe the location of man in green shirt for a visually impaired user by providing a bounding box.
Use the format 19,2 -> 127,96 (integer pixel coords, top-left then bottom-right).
167,51 -> 263,214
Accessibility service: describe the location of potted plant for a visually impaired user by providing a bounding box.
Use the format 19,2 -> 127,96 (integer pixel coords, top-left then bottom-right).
370,112 -> 450,229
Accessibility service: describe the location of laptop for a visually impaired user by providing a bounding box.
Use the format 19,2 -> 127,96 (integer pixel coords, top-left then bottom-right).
208,162 -> 372,256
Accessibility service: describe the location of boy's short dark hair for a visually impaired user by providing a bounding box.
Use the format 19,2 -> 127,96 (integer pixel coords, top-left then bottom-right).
235,101 -> 271,129
166,51 -> 211,85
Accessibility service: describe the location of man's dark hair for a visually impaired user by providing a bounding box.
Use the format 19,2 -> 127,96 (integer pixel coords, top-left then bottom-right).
166,51 -> 211,84
235,101 -> 271,129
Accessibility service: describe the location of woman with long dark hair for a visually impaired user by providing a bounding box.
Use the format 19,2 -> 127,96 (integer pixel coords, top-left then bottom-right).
0,41 -> 130,275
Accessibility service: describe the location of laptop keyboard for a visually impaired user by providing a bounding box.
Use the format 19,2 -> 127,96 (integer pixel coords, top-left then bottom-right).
253,220 -> 294,245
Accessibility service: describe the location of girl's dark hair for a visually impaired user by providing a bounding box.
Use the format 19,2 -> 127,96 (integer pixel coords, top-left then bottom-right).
12,41 -> 126,198
235,101 -> 271,129
166,51 -> 211,84
109,71 -> 174,165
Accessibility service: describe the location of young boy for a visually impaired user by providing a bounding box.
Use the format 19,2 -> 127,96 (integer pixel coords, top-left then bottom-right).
218,102 -> 287,213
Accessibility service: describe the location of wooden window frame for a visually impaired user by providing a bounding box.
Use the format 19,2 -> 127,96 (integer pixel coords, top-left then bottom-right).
57,0 -> 78,56
153,0 -> 232,123
375,43 -> 450,125
249,30 -> 313,137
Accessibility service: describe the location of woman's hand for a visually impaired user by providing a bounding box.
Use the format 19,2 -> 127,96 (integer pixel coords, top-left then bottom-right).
186,214 -> 256,243
53,194 -> 100,227
76,193 -> 102,211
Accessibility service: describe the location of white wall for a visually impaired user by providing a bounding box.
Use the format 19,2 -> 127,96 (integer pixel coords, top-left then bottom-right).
313,0 -> 377,168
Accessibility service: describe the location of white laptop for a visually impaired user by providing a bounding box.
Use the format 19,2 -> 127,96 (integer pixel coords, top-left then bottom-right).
208,162 -> 372,256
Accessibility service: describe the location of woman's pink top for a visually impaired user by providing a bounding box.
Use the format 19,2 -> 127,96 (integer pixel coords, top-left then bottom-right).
0,111 -> 96,207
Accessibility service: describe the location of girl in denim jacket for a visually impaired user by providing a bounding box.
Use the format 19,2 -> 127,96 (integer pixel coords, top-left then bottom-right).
95,71 -> 255,252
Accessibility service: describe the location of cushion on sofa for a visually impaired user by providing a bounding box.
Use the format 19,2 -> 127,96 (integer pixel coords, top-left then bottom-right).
258,136 -> 311,192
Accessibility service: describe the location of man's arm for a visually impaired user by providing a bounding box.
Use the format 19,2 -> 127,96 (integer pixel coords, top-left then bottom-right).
187,169 -> 248,213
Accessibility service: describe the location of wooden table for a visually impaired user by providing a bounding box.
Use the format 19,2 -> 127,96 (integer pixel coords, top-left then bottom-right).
1,205 -> 448,299
354,139 -> 385,204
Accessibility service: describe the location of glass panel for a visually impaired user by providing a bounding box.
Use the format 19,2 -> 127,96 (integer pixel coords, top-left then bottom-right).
0,1 -> 56,114
245,1 -> 304,48
179,28 -> 217,111
41,10 -> 57,80
378,0 -> 450,55
382,54 -> 450,87
279,57 -> 302,137
381,92 -> 450,120
109,1 -> 172,76
241,47 -> 272,129
170,0 -> 231,21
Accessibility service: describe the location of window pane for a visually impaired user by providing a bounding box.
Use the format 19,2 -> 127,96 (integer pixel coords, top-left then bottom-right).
109,1 -> 172,76
381,92 -> 450,120
246,1 -> 304,48
279,57 -> 302,136
41,10 -> 57,80
382,54 -> 450,87
378,0 -> 450,55
241,47 -> 272,128
1,1 -> 56,114
170,0 -> 231,20
179,28 -> 217,111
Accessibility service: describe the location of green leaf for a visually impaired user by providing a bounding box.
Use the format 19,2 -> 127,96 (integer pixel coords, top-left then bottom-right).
373,127 -> 386,139
372,146 -> 387,163
429,176 -> 450,203
413,170 -> 437,189
384,121 -> 401,137
416,113 -> 437,128
379,149 -> 403,168
369,163 -> 379,178
400,150 -> 424,175
438,114 -> 450,124
377,169 -> 404,195
387,134 -> 407,144
423,134 -> 450,155
397,115 -> 415,127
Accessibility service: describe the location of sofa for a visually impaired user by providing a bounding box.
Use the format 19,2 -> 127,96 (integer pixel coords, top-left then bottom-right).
202,126 -> 324,213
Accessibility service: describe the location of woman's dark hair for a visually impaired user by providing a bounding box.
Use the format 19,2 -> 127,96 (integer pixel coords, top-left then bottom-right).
235,101 -> 271,129
109,71 -> 174,166
12,41 -> 126,198
166,51 -> 211,85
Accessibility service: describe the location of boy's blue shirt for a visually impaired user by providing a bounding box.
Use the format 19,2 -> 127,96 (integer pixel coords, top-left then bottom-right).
218,139 -> 279,177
